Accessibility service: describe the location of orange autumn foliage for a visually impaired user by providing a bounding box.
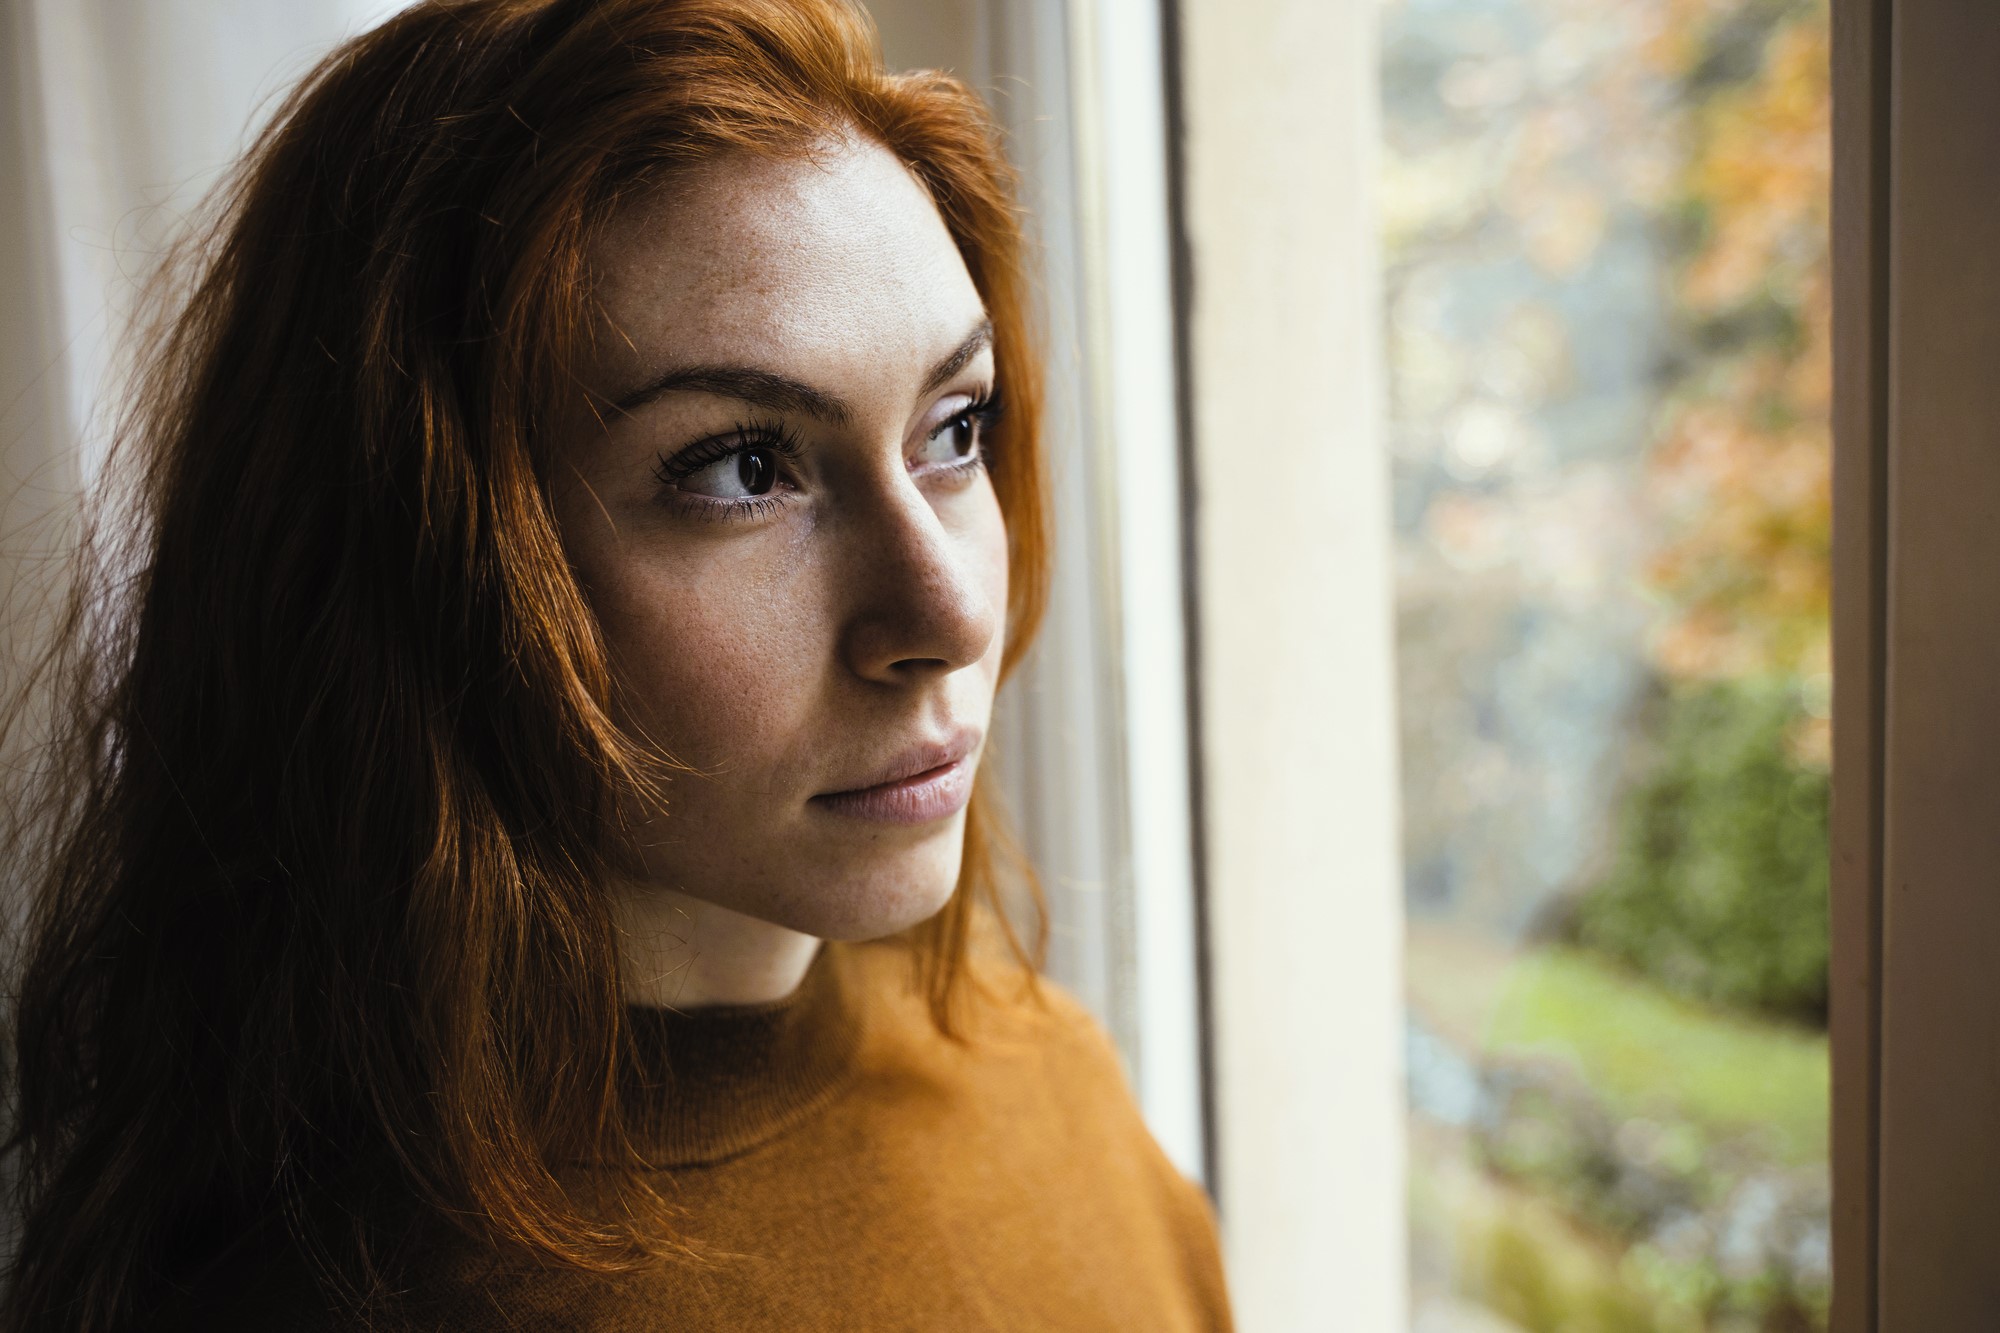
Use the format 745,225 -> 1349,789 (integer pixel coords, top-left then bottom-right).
1643,2 -> 1831,712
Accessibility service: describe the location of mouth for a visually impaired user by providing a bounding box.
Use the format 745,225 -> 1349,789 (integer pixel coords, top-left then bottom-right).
809,727 -> 981,826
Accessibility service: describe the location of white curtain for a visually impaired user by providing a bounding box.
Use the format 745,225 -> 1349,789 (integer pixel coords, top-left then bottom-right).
2,0 -> 413,488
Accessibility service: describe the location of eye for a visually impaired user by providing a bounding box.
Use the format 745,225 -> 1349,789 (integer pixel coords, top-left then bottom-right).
677,444 -> 781,499
915,395 -> 999,470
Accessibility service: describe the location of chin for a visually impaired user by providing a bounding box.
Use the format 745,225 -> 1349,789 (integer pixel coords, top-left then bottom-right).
766,824 -> 968,941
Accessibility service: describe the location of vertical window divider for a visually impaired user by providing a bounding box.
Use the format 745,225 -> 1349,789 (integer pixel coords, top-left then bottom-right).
1829,0 -> 1892,1327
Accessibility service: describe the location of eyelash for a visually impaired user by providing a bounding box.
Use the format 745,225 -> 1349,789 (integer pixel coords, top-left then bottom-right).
652,419 -> 805,521
650,390 -> 1003,521
934,390 -> 1003,476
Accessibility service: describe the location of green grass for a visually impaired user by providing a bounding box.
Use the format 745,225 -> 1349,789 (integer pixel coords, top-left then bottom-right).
1485,947 -> 1829,1166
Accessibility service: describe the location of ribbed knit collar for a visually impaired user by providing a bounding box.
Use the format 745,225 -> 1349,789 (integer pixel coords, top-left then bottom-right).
619,940 -> 865,1168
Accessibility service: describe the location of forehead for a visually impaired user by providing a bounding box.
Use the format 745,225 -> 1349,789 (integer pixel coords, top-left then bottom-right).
584,136 -> 986,390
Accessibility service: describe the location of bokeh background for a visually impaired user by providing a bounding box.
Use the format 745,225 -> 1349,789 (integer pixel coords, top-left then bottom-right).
1383,0 -> 1833,1327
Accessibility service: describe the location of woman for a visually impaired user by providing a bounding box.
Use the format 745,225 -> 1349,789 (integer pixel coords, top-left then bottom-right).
0,0 -> 1233,1329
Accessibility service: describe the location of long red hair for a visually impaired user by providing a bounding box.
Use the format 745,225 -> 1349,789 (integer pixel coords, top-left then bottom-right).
0,1 -> 1049,1327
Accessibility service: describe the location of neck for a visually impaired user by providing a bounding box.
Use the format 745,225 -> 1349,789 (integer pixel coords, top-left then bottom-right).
608,881 -> 824,1008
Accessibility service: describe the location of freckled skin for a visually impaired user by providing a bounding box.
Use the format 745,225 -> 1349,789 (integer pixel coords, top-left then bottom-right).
551,137 -> 1008,1004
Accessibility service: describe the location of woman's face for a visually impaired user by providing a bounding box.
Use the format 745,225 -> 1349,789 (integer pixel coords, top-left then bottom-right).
554,136 -> 1008,942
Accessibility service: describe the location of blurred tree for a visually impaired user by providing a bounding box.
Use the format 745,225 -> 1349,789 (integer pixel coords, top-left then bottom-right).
1645,0 -> 1831,724
1571,0 -> 1834,1023
1575,677 -> 1831,1021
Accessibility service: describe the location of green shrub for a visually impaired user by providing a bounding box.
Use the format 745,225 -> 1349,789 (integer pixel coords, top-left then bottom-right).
1569,677 -> 1829,1025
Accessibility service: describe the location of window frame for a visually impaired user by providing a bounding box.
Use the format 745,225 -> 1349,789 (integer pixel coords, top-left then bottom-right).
1831,0 -> 2000,1326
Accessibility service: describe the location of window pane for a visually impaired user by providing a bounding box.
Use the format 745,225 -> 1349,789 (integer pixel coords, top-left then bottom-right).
1382,1 -> 1832,1329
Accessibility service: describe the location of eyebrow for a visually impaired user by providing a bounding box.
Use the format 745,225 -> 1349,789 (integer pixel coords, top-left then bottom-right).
609,319 -> 994,426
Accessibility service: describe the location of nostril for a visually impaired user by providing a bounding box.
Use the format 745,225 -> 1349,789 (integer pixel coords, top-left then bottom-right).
889,656 -> 952,675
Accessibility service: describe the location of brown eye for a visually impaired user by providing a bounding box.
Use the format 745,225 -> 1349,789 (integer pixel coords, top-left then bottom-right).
681,445 -> 780,499
916,400 -> 994,469
936,413 -> 978,460
736,448 -> 775,493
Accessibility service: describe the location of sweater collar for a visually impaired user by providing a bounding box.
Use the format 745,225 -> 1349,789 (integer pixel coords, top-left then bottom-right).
620,940 -> 865,1168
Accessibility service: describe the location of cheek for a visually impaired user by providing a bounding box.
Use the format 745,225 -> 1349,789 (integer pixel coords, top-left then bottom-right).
589,545 -> 825,765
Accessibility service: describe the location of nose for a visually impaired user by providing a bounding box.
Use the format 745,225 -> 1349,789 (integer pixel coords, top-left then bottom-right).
838,474 -> 1001,686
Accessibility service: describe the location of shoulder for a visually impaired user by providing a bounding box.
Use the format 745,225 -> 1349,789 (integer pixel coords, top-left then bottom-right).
1007,975 -> 1236,1326
847,936 -> 1226,1229
1007,974 -> 1229,1262
843,941 -> 1237,1326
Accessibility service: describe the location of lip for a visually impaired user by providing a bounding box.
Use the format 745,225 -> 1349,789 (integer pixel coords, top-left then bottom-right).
810,726 -> 982,826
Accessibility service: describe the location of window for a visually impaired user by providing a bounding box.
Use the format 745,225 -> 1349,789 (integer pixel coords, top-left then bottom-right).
1384,3 -> 1835,1327
1172,0 -> 2000,1326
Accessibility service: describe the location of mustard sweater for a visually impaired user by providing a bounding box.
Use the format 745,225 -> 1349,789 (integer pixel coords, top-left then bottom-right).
173,939 -> 1235,1330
